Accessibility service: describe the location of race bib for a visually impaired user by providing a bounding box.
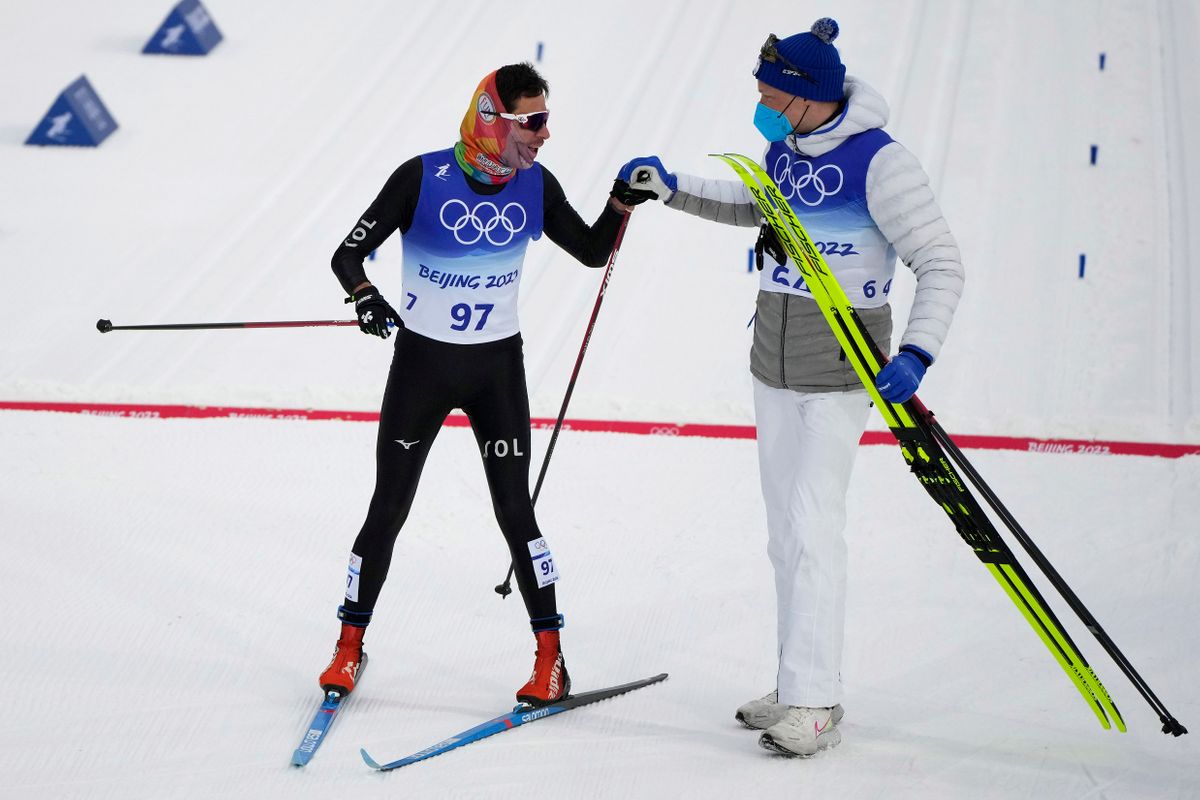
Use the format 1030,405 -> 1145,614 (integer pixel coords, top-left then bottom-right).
344,553 -> 363,602
527,538 -> 559,588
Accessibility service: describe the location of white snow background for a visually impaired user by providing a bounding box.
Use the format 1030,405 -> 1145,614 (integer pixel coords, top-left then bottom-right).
1,1 -> 1198,798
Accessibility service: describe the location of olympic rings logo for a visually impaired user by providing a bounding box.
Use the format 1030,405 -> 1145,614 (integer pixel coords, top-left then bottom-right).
439,200 -> 527,246
773,154 -> 843,206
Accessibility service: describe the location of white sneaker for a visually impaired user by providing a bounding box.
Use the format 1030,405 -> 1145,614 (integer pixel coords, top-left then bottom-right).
759,706 -> 842,757
735,690 -> 844,731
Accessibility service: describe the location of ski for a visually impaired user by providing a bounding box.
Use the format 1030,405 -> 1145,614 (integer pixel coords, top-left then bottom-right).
360,672 -> 668,771
291,654 -> 368,766
711,152 -> 1143,732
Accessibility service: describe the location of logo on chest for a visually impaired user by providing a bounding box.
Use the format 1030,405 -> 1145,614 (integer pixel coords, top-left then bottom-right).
772,153 -> 844,207
439,199 -> 527,246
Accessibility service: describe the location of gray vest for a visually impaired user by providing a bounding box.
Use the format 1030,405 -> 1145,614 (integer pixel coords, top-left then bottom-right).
750,290 -> 893,393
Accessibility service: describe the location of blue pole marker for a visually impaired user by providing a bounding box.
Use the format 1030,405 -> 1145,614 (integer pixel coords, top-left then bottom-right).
1090,145 -> 1098,165
1079,253 -> 1086,278
1099,52 -> 1106,70
536,42 -> 544,62
25,75 -> 118,147
747,248 -> 755,273
143,0 -> 223,55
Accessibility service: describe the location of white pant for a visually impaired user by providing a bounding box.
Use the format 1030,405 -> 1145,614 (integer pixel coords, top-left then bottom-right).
753,377 -> 872,708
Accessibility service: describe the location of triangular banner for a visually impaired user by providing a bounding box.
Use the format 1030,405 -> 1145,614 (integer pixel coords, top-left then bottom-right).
143,0 -> 223,56
25,75 -> 118,147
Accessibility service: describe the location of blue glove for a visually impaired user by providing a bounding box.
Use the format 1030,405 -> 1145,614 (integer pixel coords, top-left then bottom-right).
616,156 -> 678,201
875,345 -> 932,403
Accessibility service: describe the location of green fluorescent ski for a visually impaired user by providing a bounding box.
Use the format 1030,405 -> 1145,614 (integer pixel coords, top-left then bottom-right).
713,152 -> 1124,732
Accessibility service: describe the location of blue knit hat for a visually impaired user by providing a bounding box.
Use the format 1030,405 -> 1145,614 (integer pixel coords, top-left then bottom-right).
753,18 -> 846,102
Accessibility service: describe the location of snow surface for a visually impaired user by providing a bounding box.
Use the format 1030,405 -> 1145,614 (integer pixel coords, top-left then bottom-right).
1,1 -> 1198,798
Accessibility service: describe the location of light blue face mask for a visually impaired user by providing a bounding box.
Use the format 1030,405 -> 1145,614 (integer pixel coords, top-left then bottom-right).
753,102 -> 796,142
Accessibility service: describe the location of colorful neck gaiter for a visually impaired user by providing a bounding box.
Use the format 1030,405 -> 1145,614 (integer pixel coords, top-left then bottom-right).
454,71 -> 544,184
454,71 -> 518,185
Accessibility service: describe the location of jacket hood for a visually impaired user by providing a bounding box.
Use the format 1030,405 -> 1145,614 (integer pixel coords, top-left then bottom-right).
785,76 -> 889,157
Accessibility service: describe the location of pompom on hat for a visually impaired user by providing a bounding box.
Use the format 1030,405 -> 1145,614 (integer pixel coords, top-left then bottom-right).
753,17 -> 846,102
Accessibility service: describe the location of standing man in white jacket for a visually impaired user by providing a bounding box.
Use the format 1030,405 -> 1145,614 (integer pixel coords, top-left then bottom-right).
617,17 -> 964,757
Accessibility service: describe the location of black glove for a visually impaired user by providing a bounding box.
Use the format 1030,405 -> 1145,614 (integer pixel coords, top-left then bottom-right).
610,179 -> 658,207
348,285 -> 399,339
754,223 -> 787,271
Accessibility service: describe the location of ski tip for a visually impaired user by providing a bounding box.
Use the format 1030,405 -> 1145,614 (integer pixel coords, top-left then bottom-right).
290,751 -> 310,768
360,747 -> 383,770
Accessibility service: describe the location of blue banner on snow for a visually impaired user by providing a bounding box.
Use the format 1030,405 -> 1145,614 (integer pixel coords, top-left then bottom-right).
143,0 -> 223,55
25,75 -> 118,147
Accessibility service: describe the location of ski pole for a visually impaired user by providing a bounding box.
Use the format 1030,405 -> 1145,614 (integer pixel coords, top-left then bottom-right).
913,398 -> 1188,736
96,318 -> 359,333
495,210 -> 633,598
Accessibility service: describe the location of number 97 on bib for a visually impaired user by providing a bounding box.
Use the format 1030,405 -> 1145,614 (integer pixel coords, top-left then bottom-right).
527,537 -> 560,588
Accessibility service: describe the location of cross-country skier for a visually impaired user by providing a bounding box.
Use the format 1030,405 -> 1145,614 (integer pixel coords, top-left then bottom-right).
320,62 -> 647,706
618,18 -> 965,755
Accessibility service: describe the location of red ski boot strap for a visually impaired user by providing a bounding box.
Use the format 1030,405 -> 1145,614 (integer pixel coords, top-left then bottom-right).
337,623 -> 367,646
534,630 -> 561,652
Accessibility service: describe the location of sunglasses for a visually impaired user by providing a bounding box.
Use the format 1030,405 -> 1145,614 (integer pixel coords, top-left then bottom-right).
758,34 -> 817,84
498,110 -> 550,132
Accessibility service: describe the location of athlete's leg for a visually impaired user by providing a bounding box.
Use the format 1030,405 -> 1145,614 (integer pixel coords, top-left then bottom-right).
338,330 -> 456,624
460,336 -> 560,629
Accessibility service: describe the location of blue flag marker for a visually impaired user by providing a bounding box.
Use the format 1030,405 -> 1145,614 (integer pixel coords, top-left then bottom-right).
1079,253 -> 1086,279
25,75 -> 118,147
143,0 -> 223,55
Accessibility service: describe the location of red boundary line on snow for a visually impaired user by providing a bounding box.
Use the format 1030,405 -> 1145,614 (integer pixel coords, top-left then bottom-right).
2,400 -> 1198,459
